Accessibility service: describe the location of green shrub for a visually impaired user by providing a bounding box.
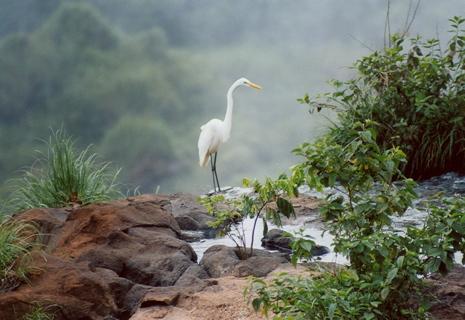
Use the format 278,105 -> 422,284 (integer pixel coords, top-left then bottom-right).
248,112 -> 465,318
301,16 -> 465,179
249,269 -> 428,320
0,218 -> 39,291
199,175 -> 300,259
9,129 -> 121,211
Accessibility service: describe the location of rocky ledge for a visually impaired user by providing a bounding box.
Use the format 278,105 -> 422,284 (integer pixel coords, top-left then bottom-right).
0,194 -> 286,320
2,193 -> 465,320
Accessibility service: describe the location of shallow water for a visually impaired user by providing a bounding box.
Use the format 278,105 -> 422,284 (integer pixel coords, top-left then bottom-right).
191,173 -> 465,264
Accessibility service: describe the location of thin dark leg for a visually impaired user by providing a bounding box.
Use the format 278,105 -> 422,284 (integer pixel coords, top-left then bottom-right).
210,154 -> 217,193
213,152 -> 221,192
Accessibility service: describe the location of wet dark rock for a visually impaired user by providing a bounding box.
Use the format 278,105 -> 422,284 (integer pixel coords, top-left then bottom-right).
200,245 -> 289,278
179,230 -> 204,242
169,193 -> 216,234
261,229 -> 330,256
415,172 -> 465,197
261,229 -> 293,252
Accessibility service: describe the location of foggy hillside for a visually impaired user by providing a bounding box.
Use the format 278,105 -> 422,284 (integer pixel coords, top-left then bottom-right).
0,0 -> 463,195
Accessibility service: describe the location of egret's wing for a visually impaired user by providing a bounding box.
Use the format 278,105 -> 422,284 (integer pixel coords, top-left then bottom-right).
198,125 -> 213,167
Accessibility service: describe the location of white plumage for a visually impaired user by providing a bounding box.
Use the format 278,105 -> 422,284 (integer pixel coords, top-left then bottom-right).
198,119 -> 224,167
197,77 -> 261,192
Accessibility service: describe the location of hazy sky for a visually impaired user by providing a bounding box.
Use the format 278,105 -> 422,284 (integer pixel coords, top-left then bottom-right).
0,0 -> 464,194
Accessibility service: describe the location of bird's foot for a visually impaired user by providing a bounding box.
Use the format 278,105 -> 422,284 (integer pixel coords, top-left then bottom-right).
206,186 -> 233,196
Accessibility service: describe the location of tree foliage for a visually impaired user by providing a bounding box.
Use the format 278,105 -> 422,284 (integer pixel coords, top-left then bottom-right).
301,16 -> 465,179
0,2 -> 209,194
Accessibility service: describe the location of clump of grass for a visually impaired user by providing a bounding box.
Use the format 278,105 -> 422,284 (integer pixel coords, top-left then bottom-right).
10,129 -> 121,211
22,305 -> 55,320
0,218 -> 39,292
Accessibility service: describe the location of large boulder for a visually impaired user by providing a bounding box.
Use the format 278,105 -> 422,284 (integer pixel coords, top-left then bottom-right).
261,229 -> 330,256
0,195 -> 207,320
200,245 -> 289,278
169,193 -> 216,237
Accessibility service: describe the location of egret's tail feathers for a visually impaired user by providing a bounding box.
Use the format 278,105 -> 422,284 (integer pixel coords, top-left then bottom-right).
199,153 -> 210,167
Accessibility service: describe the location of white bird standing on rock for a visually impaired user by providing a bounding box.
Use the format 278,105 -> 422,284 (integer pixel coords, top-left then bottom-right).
198,77 -> 262,193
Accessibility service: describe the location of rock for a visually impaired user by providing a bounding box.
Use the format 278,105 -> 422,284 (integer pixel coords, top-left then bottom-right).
129,283 -> 217,320
140,287 -> 182,307
123,284 -> 153,316
0,255 -> 120,320
261,229 -> 293,252
179,230 -> 204,242
311,245 -> 330,256
175,264 -> 210,287
169,193 -> 215,234
175,215 -> 201,230
200,245 -> 289,278
123,251 -> 194,287
261,229 -> 330,256
291,196 -> 321,216
426,265 -> 465,320
0,194 -> 205,320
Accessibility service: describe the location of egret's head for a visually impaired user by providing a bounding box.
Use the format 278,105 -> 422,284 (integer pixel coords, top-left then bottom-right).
237,77 -> 262,90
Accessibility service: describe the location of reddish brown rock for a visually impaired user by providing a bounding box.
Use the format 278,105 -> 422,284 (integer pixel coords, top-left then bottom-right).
0,195 -> 205,320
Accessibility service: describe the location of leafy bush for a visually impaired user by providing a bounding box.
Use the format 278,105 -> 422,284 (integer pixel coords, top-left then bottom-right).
249,268 -> 428,320
0,218 -> 39,291
249,108 -> 465,318
301,16 -> 465,179
199,175 -> 299,259
10,129 -> 121,211
247,18 -> 465,316
412,196 -> 465,274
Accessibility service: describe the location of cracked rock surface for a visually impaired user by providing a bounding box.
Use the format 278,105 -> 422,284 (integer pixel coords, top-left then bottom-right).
0,195 -> 211,320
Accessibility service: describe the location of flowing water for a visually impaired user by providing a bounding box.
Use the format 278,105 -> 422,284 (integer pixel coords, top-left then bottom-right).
191,173 -> 465,264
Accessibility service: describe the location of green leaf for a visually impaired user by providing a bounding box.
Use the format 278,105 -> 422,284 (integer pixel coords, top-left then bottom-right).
363,312 -> 376,320
251,298 -> 261,311
386,267 -> 398,284
328,303 -> 336,319
380,287 -> 390,301
300,240 -> 313,253
276,197 -> 295,218
396,256 -> 405,268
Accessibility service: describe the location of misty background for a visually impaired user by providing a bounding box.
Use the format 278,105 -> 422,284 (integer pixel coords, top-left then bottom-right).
0,0 -> 463,196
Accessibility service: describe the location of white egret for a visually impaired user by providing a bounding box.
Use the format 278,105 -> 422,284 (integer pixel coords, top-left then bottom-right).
198,77 -> 262,193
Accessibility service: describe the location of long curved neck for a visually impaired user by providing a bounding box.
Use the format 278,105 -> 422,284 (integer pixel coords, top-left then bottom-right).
223,84 -> 237,142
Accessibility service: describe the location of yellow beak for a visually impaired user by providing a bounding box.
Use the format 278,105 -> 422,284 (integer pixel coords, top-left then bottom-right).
247,81 -> 262,90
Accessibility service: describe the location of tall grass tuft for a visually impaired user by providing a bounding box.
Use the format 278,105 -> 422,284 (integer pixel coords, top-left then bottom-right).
22,305 -> 55,320
0,218 -> 39,292
10,129 -> 121,211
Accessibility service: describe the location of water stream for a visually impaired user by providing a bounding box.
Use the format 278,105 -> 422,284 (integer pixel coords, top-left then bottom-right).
190,173 -> 465,264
